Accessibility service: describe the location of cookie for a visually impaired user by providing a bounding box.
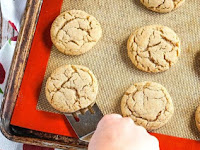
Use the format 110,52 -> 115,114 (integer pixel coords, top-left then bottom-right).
45,65 -> 98,113
121,81 -> 174,130
195,105 -> 200,132
50,10 -> 102,55
127,25 -> 181,73
140,0 -> 185,13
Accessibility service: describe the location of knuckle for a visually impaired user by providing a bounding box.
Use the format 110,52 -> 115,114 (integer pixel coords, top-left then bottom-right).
135,124 -> 147,132
123,117 -> 134,124
105,114 -> 122,119
100,114 -> 122,122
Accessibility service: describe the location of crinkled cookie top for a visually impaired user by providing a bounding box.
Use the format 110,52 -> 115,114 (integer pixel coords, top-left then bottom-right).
121,81 -> 174,130
51,10 -> 102,55
127,25 -> 181,73
45,65 -> 98,113
140,0 -> 185,13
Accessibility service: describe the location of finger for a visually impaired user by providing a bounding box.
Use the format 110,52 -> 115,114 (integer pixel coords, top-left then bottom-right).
97,114 -> 122,128
100,114 -> 122,123
122,117 -> 134,125
104,114 -> 122,119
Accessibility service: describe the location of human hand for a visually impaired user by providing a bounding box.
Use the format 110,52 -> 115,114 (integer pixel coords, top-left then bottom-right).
88,114 -> 159,150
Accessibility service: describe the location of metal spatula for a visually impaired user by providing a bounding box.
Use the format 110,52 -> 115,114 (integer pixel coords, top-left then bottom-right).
64,104 -> 103,140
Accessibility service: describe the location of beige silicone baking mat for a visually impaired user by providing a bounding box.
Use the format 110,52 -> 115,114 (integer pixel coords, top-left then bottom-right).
37,0 -> 200,140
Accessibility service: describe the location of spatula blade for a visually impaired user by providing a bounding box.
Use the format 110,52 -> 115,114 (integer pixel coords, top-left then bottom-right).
64,104 -> 103,139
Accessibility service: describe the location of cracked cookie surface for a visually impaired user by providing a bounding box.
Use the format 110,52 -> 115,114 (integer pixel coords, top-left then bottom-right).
50,10 -> 102,55
45,65 -> 98,113
121,81 -> 174,130
195,105 -> 200,132
140,0 -> 185,13
127,25 -> 181,73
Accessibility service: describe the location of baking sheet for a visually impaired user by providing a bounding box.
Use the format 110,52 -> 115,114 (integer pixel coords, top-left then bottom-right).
37,0 -> 200,140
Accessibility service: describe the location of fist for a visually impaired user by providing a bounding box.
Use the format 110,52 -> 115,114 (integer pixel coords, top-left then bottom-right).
88,114 -> 159,150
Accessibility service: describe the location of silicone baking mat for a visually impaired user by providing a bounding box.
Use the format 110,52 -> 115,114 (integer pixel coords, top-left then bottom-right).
10,0 -> 200,149
37,0 -> 200,140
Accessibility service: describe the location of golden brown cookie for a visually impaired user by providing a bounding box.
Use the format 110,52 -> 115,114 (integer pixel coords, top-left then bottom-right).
195,105 -> 200,132
45,65 -> 98,113
127,25 -> 181,73
121,81 -> 174,131
50,10 -> 102,55
140,0 -> 185,13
